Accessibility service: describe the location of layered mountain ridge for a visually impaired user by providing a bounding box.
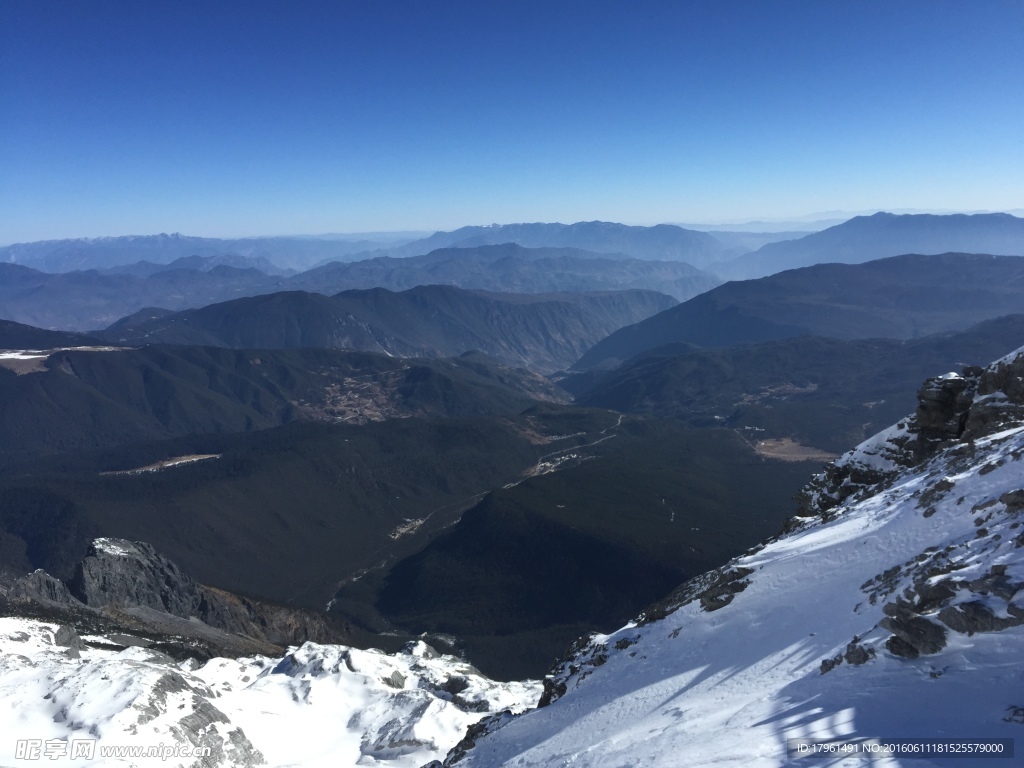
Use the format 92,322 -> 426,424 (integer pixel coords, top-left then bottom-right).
288,243 -> 720,301
0,244 -> 706,332
1,222 -> 730,272
575,252 -> 1024,370
721,211 -> 1024,279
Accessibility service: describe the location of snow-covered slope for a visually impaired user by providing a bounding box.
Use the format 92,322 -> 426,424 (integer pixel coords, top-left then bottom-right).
0,620 -> 539,767
443,355 -> 1024,767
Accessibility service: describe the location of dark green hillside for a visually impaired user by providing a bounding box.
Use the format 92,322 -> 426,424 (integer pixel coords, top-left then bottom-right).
574,252 -> 1024,370
98,285 -> 676,373
0,405 -> 818,679
0,416 -> 564,607
565,314 -> 1024,454
0,319 -> 102,348
331,421 -> 821,679
0,344 -> 566,463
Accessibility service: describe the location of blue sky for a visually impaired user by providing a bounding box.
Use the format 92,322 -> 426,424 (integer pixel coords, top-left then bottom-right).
2,0 -> 1022,243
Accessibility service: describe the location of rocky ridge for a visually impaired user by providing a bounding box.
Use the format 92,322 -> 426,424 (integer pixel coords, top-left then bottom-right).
796,350 -> 1024,522
2,537 -> 349,659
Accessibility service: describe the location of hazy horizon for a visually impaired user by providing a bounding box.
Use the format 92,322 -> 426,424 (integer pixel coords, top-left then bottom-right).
7,208 -> 1024,249
3,1 -> 1022,243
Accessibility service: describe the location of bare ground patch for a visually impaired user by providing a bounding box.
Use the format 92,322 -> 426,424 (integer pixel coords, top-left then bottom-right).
100,454 -> 222,475
753,438 -> 837,463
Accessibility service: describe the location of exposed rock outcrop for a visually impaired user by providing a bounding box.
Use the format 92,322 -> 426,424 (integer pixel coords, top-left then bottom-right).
2,538 -> 350,659
798,350 -> 1024,523
9,569 -> 82,606
879,600 -> 948,658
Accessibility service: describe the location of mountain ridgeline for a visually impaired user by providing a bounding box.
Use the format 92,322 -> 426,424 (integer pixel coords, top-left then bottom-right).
372,221 -> 731,268
719,211 -> 1024,279
0,319 -> 102,349
0,261 -> 289,330
1,221 -> 732,272
0,244 -> 708,332
574,252 -> 1024,370
96,285 -> 677,373
0,232 -> 400,273
287,242 -> 720,300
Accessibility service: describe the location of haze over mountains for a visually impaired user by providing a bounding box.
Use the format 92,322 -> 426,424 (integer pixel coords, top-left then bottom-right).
5,213 -> 1023,335
0,222 -> 731,273
0,261 -> 288,330
6,213 -> 1022,282
0,245 -> 714,332
359,221 -> 731,268
722,212 -> 1024,279
288,243 -> 720,300
0,232 -> 412,273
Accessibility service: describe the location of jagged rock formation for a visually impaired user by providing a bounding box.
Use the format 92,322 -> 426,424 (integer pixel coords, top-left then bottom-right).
796,350 -> 1024,522
3,538 -> 349,658
68,539 -> 337,646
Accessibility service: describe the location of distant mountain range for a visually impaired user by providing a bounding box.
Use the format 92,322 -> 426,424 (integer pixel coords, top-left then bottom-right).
0,261 -> 288,330
0,233 -> 404,273
102,253 -> 295,277
698,230 -> 813,256
573,252 -> 1024,370
96,285 -> 677,373
289,243 -> 720,300
720,212 -> 1024,279
8,213 -> 1024,286
1,221 -> 734,273
357,221 -> 731,268
0,243 -> 715,331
